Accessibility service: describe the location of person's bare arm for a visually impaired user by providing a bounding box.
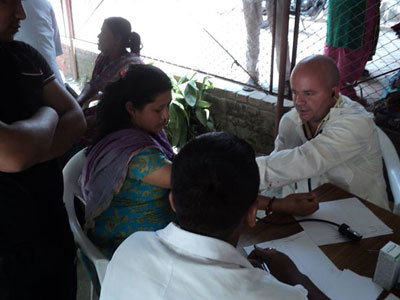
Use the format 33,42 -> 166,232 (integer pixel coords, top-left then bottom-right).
257,192 -> 319,216
76,83 -> 96,107
141,162 -> 171,189
0,106 -> 59,172
41,79 -> 86,161
248,248 -> 330,300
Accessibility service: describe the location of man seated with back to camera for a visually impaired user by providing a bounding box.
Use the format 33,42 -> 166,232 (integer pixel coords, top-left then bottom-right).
100,132 -> 328,300
256,54 -> 389,212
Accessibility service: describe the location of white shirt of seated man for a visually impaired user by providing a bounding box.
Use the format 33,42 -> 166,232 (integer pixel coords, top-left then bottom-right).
256,55 -> 388,210
100,223 -> 308,300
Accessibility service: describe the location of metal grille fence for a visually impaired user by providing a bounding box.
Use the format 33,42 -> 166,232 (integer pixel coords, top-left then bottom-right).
291,0 -> 400,104
52,0 -> 400,104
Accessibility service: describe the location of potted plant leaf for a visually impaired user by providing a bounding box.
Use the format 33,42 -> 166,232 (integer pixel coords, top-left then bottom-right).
165,73 -> 216,148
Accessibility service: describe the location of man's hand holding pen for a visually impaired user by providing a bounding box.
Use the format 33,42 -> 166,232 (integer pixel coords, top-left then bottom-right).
248,246 -> 303,285
247,246 -> 330,300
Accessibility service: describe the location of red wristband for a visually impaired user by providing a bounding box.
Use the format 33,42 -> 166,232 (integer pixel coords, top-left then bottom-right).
266,197 -> 275,216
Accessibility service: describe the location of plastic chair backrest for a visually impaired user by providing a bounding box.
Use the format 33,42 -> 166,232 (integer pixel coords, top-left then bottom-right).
377,127 -> 400,215
62,149 -> 109,286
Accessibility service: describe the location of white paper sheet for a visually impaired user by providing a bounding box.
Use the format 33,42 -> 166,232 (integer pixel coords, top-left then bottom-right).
243,231 -> 383,300
295,197 -> 393,246
327,269 -> 382,300
385,293 -> 400,300
244,231 -> 339,294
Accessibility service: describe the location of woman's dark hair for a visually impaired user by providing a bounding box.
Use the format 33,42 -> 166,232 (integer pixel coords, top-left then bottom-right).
90,64 -> 172,147
104,17 -> 143,54
129,31 -> 142,55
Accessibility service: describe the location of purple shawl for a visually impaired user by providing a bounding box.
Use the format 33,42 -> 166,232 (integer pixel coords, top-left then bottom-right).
81,128 -> 174,226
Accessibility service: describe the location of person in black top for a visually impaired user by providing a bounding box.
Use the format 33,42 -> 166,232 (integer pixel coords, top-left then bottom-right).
0,1 -> 86,299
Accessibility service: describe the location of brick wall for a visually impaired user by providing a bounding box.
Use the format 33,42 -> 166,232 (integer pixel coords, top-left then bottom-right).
204,87 -> 293,155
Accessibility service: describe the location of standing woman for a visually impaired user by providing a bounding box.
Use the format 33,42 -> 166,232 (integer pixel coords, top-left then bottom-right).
77,17 -> 143,108
81,64 -> 175,258
324,0 -> 380,105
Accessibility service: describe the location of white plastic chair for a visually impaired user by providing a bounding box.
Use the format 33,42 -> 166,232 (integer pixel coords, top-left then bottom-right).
377,127 -> 400,215
62,148 -> 109,299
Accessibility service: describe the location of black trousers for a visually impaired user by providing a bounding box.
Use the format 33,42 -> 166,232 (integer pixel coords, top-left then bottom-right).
0,174 -> 77,300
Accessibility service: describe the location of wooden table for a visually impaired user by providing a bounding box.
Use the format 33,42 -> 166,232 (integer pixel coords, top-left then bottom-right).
238,183 -> 400,299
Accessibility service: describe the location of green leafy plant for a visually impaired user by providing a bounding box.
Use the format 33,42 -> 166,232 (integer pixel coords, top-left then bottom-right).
165,74 -> 216,148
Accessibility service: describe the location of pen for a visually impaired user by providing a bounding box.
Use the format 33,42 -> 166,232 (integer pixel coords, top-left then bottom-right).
253,244 -> 271,273
260,262 -> 270,273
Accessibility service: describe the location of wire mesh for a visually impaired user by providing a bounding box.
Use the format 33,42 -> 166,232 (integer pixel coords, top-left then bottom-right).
52,0 -> 400,104
293,0 -> 400,104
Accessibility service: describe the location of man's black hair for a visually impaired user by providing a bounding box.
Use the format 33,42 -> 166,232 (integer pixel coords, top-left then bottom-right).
171,132 -> 260,239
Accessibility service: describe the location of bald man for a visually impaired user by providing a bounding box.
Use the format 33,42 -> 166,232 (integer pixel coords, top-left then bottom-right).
256,55 -> 389,210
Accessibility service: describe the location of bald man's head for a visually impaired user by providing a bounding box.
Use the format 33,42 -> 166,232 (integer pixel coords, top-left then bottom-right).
293,55 -> 340,88
290,55 -> 340,131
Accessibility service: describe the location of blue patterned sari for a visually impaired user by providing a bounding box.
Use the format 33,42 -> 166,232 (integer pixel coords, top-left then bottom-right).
87,148 -> 175,258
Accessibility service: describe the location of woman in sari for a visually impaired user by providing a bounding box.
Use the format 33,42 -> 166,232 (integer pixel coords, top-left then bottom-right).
324,0 -> 380,105
81,64 -> 175,258
77,16 -> 143,108
66,17 -> 144,156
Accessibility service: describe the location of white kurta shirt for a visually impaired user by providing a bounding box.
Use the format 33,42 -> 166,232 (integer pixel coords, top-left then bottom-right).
257,95 -> 389,210
100,223 -> 308,300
